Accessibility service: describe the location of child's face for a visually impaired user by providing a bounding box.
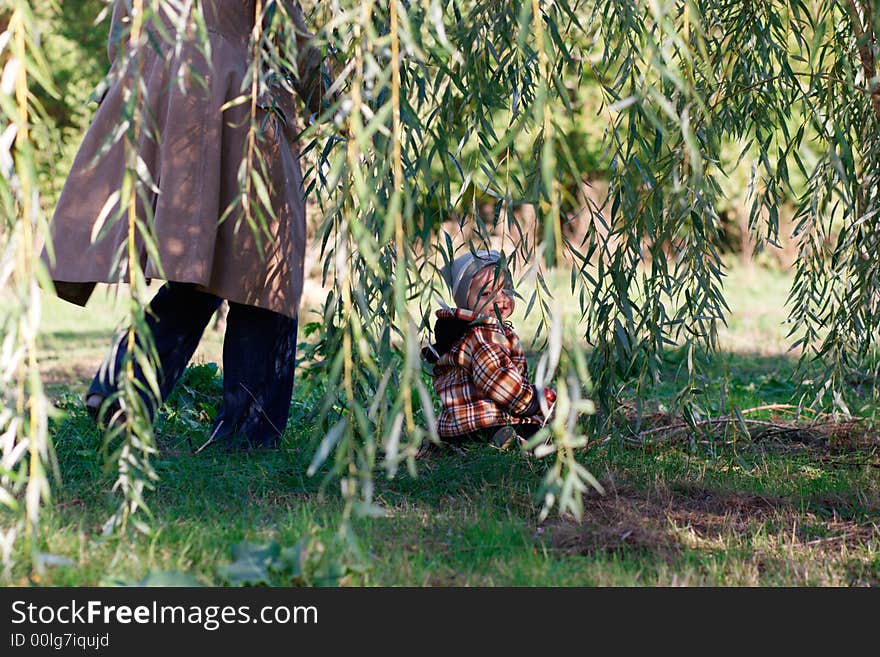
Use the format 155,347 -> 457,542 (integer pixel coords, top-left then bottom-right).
466,265 -> 515,319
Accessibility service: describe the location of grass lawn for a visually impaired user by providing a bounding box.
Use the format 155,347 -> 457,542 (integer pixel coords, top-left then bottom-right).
2,263 -> 879,586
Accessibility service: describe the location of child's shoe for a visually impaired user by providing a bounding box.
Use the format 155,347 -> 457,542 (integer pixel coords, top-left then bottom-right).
416,438 -> 443,459
490,425 -> 521,451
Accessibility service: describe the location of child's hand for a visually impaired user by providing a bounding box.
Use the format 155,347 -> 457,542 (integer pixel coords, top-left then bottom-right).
544,388 -> 557,405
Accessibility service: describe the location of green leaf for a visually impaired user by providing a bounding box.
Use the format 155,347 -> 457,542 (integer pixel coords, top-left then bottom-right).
218,541 -> 282,586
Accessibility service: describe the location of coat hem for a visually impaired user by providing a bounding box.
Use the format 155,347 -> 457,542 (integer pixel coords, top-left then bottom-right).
51,277 -> 297,320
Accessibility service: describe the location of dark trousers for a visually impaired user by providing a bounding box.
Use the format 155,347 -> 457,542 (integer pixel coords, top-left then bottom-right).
89,282 -> 297,448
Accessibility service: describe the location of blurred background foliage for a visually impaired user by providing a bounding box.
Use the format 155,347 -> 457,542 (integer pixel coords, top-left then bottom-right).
26,0 -> 804,267
26,1 -> 109,205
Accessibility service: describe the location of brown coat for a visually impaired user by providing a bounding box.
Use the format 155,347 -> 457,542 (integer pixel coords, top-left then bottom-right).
45,0 -> 321,319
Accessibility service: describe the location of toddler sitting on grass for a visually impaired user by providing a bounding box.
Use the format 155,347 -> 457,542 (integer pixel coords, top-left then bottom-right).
422,249 -> 555,450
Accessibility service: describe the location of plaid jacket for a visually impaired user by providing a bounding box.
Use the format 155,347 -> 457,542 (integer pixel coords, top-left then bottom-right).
424,308 -> 543,438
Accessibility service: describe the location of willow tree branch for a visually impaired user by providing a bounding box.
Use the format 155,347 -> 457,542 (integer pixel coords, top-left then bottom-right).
847,0 -> 880,123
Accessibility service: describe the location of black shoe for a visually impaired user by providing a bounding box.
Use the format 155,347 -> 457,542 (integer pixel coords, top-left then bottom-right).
85,393 -> 125,430
85,393 -> 102,421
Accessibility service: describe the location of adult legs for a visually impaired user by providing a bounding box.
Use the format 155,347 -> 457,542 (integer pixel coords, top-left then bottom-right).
88,282 -> 222,419
88,283 -> 297,450
207,302 -> 298,449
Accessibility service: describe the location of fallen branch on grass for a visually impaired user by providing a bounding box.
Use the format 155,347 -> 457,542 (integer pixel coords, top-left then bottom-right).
626,405 -> 873,447
630,417 -> 797,444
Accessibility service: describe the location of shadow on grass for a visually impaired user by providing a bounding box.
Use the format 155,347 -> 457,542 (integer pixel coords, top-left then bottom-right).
42,330 -> 118,343
543,478 -> 879,557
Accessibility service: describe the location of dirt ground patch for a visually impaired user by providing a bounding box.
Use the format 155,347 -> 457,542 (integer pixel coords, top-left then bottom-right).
541,481 -> 880,559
